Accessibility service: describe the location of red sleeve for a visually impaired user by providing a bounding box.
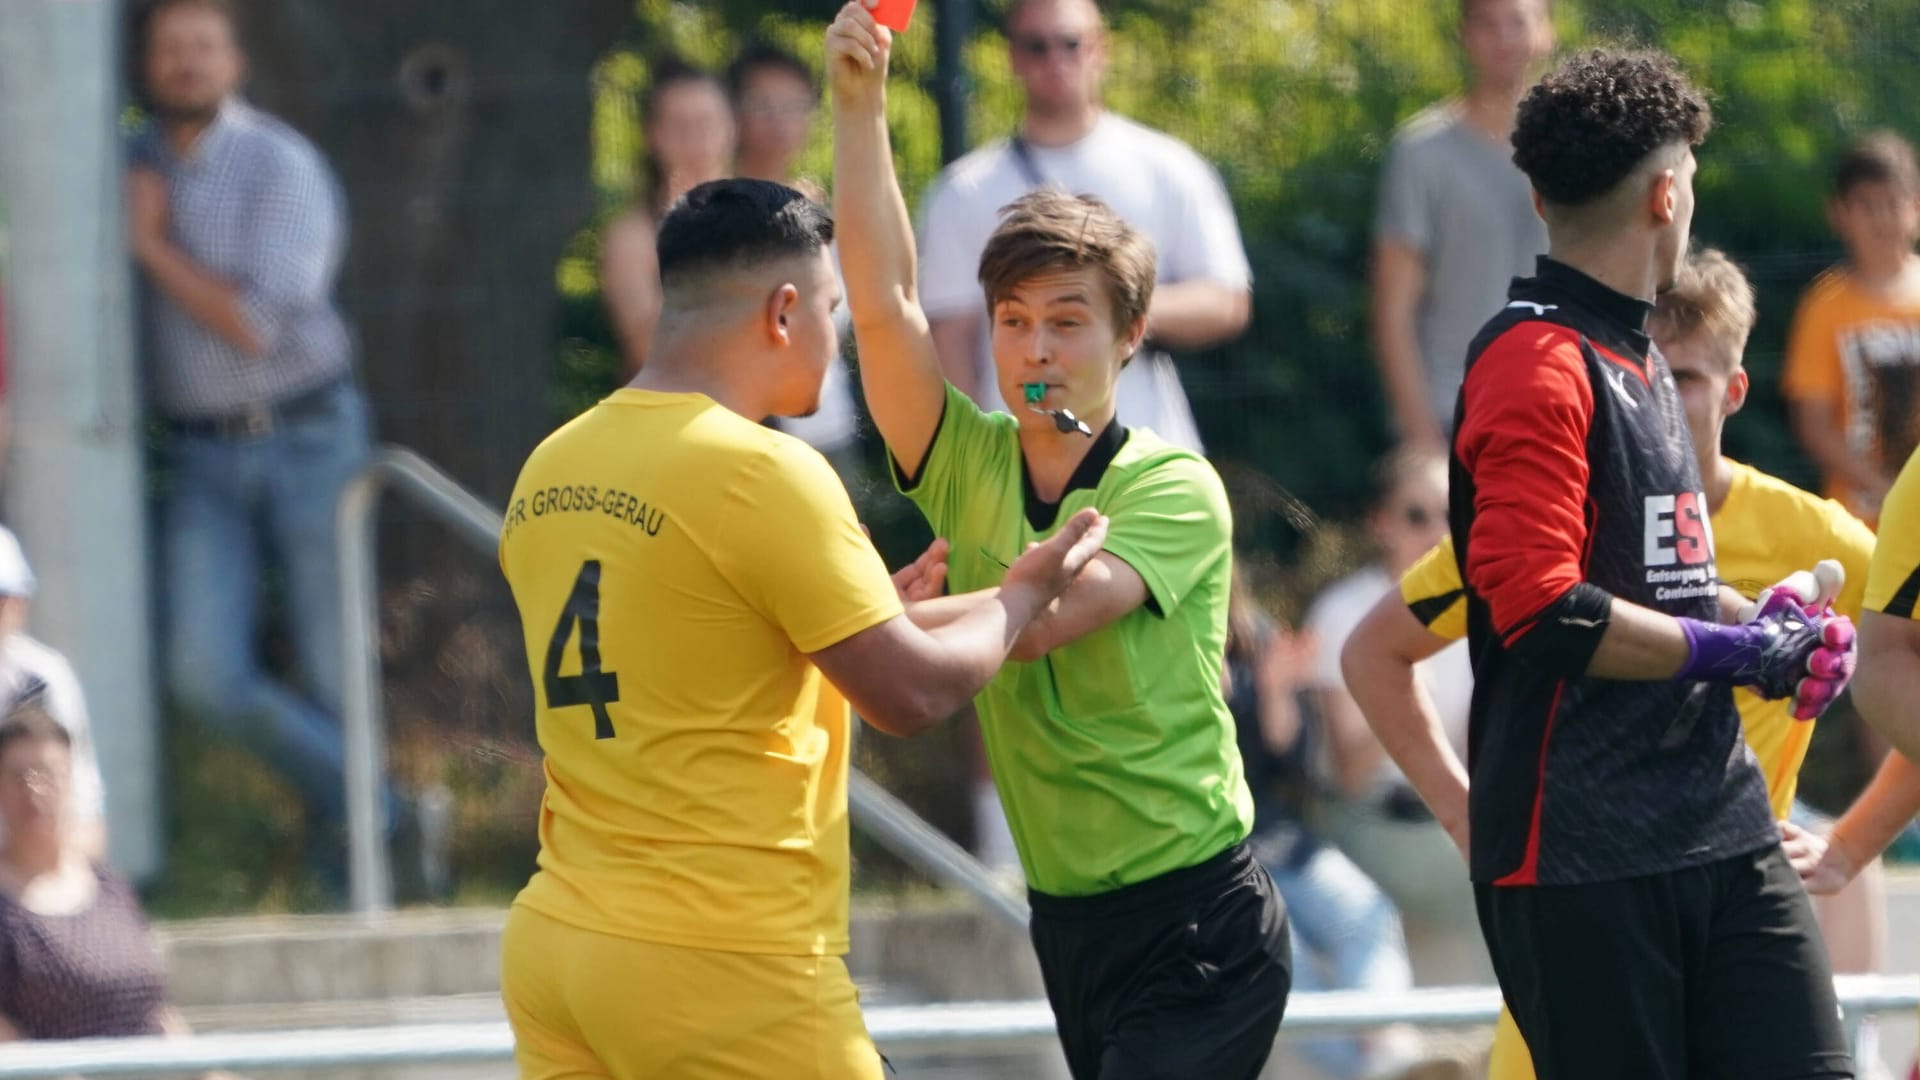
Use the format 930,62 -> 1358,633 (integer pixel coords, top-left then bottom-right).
1456,323 -> 1594,643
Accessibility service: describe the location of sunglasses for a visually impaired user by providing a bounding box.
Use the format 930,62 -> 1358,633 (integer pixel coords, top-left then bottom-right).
1015,34 -> 1085,58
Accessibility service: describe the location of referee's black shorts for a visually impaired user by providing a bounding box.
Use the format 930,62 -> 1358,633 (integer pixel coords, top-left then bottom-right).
1027,842 -> 1291,1080
1477,843 -> 1853,1080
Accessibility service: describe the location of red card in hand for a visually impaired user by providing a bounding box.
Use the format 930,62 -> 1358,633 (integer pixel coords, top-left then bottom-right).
872,0 -> 917,32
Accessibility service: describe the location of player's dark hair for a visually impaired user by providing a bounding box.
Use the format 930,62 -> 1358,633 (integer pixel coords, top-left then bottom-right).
655,179 -> 834,290
1832,130 -> 1920,200
0,698 -> 69,764
1512,48 -> 1711,208
726,42 -> 818,106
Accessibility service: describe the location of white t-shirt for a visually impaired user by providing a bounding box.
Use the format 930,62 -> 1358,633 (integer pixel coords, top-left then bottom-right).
916,112 -> 1252,454
1304,565 -> 1473,802
0,632 -> 105,840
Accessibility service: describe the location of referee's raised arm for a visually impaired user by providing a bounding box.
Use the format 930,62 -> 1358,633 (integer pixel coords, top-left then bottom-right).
829,1 -> 946,477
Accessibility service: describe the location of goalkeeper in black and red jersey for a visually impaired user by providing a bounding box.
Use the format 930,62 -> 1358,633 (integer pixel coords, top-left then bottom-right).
1445,49 -> 1858,1079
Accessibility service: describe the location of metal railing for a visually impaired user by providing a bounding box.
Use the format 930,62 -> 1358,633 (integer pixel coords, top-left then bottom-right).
3,976 -> 1915,1076
336,446 -> 1027,924
337,447 -> 503,915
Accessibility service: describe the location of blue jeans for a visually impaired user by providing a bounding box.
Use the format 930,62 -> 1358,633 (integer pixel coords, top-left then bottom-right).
1260,829 -> 1415,1079
160,381 -> 371,833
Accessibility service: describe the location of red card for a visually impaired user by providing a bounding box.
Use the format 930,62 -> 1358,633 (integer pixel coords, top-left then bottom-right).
872,0 -> 917,32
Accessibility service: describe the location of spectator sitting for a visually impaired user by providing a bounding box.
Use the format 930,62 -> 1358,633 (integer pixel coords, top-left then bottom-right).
1223,564 -> 1432,1080
0,701 -> 241,1079
0,526 -> 107,860
602,58 -> 735,379
1303,448 -> 1484,973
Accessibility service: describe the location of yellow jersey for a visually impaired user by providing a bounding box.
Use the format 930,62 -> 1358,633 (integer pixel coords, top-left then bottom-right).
499,388 -> 903,957
1865,447 -> 1920,620
1401,460 -> 1875,818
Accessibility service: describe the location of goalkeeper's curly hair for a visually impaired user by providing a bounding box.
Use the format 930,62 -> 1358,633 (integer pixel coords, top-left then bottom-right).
1512,48 -> 1711,208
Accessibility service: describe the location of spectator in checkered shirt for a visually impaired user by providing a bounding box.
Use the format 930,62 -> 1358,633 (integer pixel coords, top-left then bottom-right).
126,0 -> 402,900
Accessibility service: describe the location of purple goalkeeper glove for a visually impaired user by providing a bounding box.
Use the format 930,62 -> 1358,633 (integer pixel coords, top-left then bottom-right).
1675,591 -> 1857,720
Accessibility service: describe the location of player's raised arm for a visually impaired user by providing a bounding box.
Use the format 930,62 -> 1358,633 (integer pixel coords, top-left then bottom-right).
827,2 -> 946,477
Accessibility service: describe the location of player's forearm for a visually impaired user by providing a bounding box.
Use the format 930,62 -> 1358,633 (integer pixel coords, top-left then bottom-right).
902,585 -> 1051,728
137,241 -> 265,357
1341,636 -> 1469,835
905,589 -> 1000,631
1855,613 -> 1920,764
832,90 -> 917,314
1828,751 -> 1920,884
1584,597 -> 1689,680
831,83 -> 945,462
1145,281 -> 1249,350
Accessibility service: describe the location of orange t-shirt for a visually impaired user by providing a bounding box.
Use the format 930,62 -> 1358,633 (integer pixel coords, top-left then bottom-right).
1782,266 -> 1920,520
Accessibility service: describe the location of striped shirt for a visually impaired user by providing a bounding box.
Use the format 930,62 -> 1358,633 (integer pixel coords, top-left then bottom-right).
131,98 -> 352,418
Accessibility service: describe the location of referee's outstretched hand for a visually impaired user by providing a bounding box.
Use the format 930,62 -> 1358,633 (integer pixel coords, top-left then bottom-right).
1003,508 -> 1110,604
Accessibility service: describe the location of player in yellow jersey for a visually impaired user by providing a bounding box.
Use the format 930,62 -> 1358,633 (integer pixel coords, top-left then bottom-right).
1798,446 -> 1920,1061
496,179 -> 1109,1080
1345,248 -> 1878,1080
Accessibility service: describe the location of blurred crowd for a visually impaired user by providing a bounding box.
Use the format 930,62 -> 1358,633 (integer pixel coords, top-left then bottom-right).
4,0 -> 1920,1076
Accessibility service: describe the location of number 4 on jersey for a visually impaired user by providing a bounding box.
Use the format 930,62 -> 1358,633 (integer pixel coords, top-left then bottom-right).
544,560 -> 621,739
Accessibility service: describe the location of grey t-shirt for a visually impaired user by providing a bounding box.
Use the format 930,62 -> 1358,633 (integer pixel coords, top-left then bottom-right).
1376,103 -> 1546,427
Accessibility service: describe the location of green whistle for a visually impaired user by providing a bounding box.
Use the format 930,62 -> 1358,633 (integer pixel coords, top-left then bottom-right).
1024,382 -> 1046,403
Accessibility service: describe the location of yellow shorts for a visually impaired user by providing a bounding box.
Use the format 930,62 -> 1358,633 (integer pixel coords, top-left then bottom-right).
501,904 -> 885,1080
1487,1005 -> 1537,1080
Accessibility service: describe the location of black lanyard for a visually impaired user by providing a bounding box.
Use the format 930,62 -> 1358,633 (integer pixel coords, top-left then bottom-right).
1009,134 -> 1048,190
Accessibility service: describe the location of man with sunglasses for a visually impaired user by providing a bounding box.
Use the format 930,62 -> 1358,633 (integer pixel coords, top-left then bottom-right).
916,0 -> 1251,454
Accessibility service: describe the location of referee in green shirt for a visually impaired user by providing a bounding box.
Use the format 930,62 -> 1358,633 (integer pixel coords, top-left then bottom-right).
828,7 -> 1289,1077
